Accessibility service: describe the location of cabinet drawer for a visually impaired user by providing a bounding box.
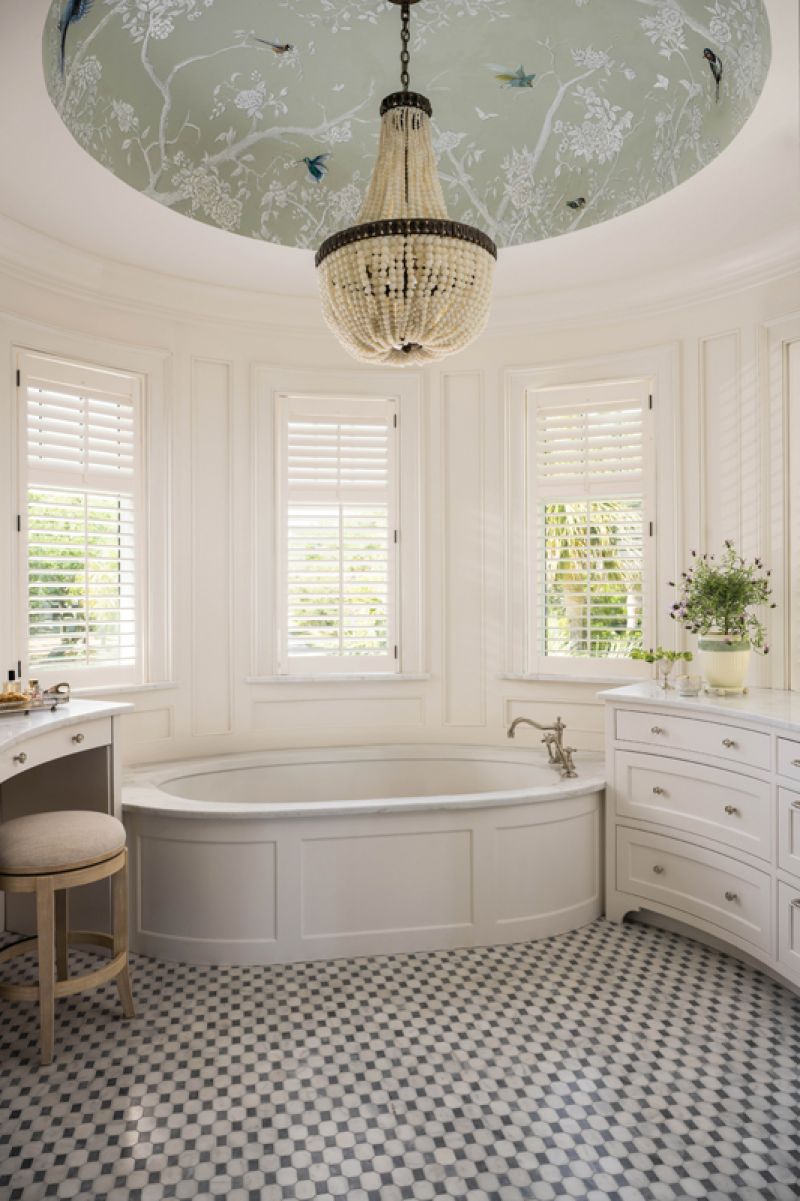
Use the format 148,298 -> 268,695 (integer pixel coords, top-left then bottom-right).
615,752 -> 771,859
777,880 -> 800,988
777,737 -> 800,785
616,827 -> 771,951
778,787 -> 800,881
0,719 -> 112,781
615,708 -> 770,771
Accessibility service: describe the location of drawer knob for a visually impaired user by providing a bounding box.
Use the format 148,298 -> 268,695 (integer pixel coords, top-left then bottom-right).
71,733 -> 85,745
12,752 -> 27,765
792,800 -> 800,812
651,726 -> 665,736
792,898 -> 800,910
792,759 -> 800,768
652,786 -> 666,796
722,739 -> 737,749
724,891 -> 739,903
652,864 -> 665,875
724,805 -> 740,816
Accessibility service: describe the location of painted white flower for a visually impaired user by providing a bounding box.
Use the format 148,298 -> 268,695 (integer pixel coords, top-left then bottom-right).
623,67 -> 636,81
640,6 -> 687,56
111,100 -> 138,132
571,46 -> 610,71
234,84 -> 266,119
433,130 -> 466,155
329,183 -> 362,223
212,194 -> 243,230
326,122 -> 353,145
655,74 -> 670,90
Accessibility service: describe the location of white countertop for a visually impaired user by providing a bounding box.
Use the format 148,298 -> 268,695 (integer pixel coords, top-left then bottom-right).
0,698 -> 132,754
599,683 -> 800,735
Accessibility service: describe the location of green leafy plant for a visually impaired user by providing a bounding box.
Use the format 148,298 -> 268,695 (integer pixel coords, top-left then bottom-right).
630,647 -> 693,665
668,542 -> 775,653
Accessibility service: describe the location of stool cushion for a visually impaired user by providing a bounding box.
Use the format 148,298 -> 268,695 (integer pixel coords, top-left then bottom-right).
0,811 -> 126,875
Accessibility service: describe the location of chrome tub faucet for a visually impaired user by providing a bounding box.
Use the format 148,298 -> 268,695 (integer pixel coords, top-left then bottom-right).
507,715 -> 578,778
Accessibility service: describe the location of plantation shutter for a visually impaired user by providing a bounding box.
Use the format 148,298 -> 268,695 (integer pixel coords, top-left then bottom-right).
20,352 -> 141,682
528,381 -> 654,670
278,395 -> 398,674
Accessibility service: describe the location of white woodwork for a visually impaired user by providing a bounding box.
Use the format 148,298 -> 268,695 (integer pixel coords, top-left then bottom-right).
776,880 -> 800,987
616,826 -> 771,952
777,735 -> 800,784
615,707 -> 771,771
604,683 -> 800,990
614,751 -> 771,859
777,787 -> 800,880
123,745 -> 603,965
0,228 -> 797,769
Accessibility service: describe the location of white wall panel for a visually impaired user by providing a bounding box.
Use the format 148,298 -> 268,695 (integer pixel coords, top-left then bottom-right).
190,358 -> 233,738
122,707 -> 173,744
700,331 -> 741,551
253,695 -> 424,732
442,371 -> 485,726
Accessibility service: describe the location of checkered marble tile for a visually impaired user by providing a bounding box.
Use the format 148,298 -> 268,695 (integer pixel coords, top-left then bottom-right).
0,919 -> 798,1201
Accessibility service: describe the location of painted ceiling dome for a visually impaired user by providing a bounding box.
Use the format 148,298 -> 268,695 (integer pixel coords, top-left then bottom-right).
44,0 -> 770,251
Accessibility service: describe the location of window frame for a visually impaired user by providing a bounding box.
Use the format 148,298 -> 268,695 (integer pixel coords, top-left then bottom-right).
9,339 -> 172,695
252,366 -> 424,681
524,380 -> 656,679
505,348 -> 679,682
16,350 -> 146,689
275,393 -> 400,676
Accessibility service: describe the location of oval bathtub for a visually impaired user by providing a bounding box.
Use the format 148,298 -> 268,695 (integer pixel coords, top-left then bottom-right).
123,744 -> 605,965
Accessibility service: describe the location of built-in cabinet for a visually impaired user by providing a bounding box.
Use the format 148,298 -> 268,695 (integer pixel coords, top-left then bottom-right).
603,684 -> 800,992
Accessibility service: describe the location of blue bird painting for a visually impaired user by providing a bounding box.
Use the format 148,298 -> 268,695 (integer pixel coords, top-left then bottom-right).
299,154 -> 330,182
59,0 -> 93,76
253,37 -> 294,55
703,48 -> 723,103
491,65 -> 536,88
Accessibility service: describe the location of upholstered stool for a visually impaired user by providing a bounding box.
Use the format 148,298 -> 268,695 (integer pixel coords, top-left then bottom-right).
0,810 -> 135,1064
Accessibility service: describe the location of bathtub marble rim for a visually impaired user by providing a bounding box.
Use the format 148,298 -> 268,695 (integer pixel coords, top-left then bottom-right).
123,743 -> 606,820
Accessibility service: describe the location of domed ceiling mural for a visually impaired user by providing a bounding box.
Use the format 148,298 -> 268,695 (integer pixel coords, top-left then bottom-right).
43,0 -> 770,251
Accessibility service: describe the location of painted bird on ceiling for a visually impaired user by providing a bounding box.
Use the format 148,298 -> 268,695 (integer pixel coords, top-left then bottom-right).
566,197 -> 586,211
253,37 -> 294,55
59,0 -> 92,76
298,154 -> 330,182
491,65 -> 536,88
703,48 -> 722,102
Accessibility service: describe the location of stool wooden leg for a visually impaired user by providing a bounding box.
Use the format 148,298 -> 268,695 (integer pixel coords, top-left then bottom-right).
55,889 -> 69,982
36,878 -> 56,1066
112,857 -> 135,1020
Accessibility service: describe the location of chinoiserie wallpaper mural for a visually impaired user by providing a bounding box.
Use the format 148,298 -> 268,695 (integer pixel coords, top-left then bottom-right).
43,0 -> 770,250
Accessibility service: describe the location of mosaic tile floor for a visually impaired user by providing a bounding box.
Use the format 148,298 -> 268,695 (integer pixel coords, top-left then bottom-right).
0,919 -> 798,1201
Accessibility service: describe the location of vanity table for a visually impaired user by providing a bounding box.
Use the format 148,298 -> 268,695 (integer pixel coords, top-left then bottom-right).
0,699 -> 131,933
602,684 -> 800,991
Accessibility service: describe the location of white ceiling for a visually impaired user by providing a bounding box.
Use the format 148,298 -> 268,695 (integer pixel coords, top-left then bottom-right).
0,0 -> 797,304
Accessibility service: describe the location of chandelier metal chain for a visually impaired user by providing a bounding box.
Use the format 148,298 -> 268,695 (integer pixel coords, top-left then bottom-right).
400,2 -> 411,91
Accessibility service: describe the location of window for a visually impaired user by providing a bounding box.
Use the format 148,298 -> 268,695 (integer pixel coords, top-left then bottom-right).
526,380 -> 655,676
275,394 -> 399,675
17,351 -> 144,688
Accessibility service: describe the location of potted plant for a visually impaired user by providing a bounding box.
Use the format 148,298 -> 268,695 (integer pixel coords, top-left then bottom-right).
631,646 -> 693,689
668,542 -> 775,693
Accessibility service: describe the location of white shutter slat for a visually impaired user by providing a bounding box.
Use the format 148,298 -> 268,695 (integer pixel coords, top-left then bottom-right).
281,398 -> 396,669
531,385 -> 649,664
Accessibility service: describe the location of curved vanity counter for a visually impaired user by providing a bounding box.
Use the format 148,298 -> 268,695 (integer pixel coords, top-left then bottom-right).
602,683 -> 800,991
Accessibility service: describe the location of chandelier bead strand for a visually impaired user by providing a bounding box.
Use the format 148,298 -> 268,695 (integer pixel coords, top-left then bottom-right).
314,0 -> 496,366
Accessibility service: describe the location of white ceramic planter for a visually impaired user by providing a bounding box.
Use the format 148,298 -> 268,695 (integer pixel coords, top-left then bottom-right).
697,633 -> 751,692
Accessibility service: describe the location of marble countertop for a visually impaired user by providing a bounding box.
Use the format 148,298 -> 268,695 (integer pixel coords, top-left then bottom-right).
0,699 -> 132,754
599,683 -> 800,735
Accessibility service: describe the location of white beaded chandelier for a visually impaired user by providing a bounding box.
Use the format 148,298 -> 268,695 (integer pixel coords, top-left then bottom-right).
315,0 -> 497,367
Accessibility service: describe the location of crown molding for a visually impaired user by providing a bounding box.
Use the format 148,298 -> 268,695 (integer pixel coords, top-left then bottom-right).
0,212 -> 798,341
